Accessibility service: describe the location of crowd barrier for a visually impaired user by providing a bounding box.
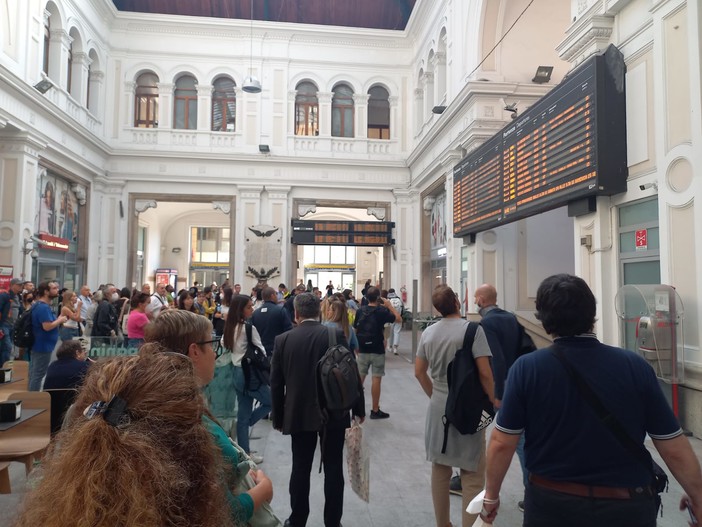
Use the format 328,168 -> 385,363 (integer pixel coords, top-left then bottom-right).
73,336 -> 140,358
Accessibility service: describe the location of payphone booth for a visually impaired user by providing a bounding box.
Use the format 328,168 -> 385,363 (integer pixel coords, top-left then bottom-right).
614,284 -> 685,416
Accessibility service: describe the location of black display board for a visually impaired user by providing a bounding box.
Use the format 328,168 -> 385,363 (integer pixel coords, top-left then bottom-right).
453,45 -> 628,238
291,220 -> 395,246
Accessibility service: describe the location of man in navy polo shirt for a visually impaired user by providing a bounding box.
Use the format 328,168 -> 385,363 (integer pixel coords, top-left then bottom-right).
482,274 -> 702,527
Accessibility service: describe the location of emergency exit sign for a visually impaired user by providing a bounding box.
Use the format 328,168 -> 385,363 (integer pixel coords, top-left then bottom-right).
635,229 -> 648,251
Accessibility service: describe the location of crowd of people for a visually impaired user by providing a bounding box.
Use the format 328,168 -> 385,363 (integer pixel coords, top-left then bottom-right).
3,273 -> 702,527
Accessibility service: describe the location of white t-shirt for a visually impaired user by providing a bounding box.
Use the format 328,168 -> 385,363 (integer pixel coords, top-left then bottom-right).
147,294 -> 168,318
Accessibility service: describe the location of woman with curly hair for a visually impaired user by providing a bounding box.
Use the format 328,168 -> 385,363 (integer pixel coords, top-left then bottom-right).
13,348 -> 234,527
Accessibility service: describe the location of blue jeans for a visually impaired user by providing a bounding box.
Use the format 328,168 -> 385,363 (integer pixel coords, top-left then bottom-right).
59,327 -> 79,341
0,322 -> 13,365
233,365 -> 271,453
28,351 -> 53,391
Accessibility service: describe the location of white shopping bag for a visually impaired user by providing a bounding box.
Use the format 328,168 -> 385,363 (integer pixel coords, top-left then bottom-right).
345,417 -> 369,502
467,489 -> 492,526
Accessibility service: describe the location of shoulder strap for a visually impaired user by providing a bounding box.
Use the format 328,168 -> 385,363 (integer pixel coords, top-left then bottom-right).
550,345 -> 656,479
327,325 -> 337,348
245,322 -> 253,345
462,321 -> 479,351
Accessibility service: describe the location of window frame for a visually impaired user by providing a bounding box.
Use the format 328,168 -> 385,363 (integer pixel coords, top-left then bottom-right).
173,75 -> 198,130
367,85 -> 391,140
134,72 -> 160,128
211,77 -> 237,132
331,84 -> 354,138
295,82 -> 319,136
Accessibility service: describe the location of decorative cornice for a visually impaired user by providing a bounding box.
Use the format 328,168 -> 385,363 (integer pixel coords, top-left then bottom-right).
367,207 -> 386,220
212,200 -> 231,214
298,203 -> 317,217
134,199 -> 157,215
556,14 -> 615,64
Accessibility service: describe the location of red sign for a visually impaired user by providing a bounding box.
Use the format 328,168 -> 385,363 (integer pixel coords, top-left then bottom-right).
635,229 -> 648,251
0,266 -> 13,291
39,233 -> 70,252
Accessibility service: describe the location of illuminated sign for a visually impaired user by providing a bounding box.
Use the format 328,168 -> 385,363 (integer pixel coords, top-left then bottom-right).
291,220 -> 395,246
453,44 -> 628,238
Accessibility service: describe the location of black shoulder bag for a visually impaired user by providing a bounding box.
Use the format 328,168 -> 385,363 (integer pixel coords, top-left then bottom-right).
551,345 -> 668,515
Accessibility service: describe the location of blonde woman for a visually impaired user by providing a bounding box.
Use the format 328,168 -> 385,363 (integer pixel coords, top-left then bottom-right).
59,290 -> 82,341
323,299 -> 359,352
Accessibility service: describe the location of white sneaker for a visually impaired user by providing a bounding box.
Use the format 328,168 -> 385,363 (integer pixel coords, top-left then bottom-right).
248,452 -> 264,464
393,346 -> 398,355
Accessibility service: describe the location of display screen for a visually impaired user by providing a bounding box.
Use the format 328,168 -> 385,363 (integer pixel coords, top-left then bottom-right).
291,220 -> 395,246
454,45 -> 628,238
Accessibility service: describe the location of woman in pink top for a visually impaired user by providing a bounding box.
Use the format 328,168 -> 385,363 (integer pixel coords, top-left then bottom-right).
126,292 -> 150,348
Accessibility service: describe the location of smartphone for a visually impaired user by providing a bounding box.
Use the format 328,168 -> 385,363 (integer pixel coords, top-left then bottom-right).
685,501 -> 698,526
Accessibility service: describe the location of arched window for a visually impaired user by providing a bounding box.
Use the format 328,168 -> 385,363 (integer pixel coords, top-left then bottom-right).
367,86 -> 390,140
295,81 -> 319,136
134,72 -> 159,128
43,15 -> 50,75
331,83 -> 354,138
211,77 -> 236,132
174,75 -> 198,130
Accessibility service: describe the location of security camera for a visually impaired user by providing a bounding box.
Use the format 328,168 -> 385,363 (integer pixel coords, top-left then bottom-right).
639,182 -> 658,191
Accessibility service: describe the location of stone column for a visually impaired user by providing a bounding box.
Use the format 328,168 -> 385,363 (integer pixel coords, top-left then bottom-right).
389,95 -> 399,143
0,134 -> 46,279
235,185 -> 264,286
265,186 -> 291,282
414,87 -> 424,133
234,87 -> 244,134
91,176 -> 127,285
432,51 -> 447,105
49,29 -> 71,88
353,93 -> 370,139
88,70 -> 104,117
124,80 -> 136,127
393,189 -> 420,308
71,51 -> 90,106
441,149 -> 466,288
423,72 -> 435,120
317,91 -> 332,137
196,84 -> 212,131
156,82 -> 174,129
287,90 -> 297,138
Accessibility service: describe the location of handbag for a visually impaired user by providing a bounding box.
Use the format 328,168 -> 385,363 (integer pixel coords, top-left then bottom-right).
345,417 -> 369,502
243,323 -> 270,390
228,438 -> 282,527
551,345 -> 669,512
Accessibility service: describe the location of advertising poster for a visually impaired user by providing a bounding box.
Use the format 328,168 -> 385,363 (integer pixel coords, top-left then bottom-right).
35,172 -> 80,243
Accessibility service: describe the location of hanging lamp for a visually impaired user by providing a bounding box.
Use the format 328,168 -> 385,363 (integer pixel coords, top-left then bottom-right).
242,0 -> 262,93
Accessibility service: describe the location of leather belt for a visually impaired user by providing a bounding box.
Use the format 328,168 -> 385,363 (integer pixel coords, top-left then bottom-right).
529,474 -> 654,500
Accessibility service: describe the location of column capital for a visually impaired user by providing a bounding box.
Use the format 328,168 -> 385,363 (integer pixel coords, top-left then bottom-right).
265,186 -> 291,200
238,185 -> 264,200
157,82 -> 174,94
197,84 -> 213,96
0,133 -> 47,158
353,93 -> 370,105
317,91 -> 333,104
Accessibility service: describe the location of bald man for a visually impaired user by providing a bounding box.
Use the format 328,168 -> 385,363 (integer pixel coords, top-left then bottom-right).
474,283 -> 529,511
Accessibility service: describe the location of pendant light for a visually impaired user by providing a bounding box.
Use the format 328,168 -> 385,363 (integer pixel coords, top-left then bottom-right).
242,0 -> 262,93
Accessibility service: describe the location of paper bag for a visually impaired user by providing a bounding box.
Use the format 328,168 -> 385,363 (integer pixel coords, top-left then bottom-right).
345,418 -> 369,502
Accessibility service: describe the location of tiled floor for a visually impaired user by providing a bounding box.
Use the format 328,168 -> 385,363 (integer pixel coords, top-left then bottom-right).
2,336 -> 700,526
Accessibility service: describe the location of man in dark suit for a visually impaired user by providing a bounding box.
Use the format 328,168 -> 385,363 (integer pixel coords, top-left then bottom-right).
271,293 -> 365,527
251,286 -> 293,356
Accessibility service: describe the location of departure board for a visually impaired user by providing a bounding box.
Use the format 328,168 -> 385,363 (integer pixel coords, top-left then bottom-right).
454,45 -> 628,238
291,220 -> 395,246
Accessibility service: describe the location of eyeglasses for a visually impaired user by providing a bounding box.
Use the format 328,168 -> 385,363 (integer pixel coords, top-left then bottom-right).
195,339 -> 223,358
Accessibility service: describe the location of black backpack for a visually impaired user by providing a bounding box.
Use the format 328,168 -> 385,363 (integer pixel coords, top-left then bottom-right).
317,326 -> 362,412
12,307 -> 35,349
242,323 -> 271,390
517,323 -> 537,356
441,322 -> 495,453
353,306 -> 379,348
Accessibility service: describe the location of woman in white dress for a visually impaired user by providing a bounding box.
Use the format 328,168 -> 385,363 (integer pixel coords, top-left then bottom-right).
415,285 -> 495,527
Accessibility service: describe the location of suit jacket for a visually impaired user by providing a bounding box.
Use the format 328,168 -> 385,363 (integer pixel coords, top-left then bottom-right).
251,300 -> 293,353
480,306 -> 520,400
271,320 -> 365,434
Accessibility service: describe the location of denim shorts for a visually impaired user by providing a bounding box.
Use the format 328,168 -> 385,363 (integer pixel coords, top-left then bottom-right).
357,352 -> 385,377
